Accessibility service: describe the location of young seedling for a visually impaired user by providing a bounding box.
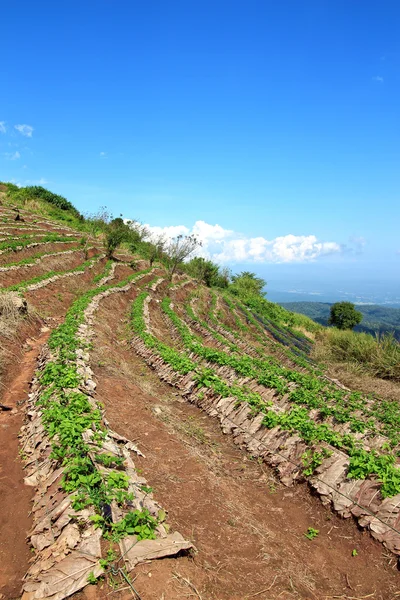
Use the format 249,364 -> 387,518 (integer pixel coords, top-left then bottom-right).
304,527 -> 319,540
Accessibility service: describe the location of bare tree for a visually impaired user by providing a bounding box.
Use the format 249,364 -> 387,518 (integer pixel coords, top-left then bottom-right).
165,234 -> 202,281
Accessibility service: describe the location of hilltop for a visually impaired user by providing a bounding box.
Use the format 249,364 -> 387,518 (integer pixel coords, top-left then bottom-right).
0,183 -> 400,600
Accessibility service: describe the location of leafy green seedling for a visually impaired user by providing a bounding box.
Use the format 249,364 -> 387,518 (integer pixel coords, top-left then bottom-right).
87,572 -> 97,584
304,527 -> 319,540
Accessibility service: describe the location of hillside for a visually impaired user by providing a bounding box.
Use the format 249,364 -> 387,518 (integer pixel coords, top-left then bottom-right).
280,301 -> 400,340
1,184 -> 400,600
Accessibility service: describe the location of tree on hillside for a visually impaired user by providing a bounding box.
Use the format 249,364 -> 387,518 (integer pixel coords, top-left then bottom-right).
165,234 -> 202,281
139,234 -> 167,267
185,256 -> 220,287
230,271 -> 267,300
328,301 -> 363,330
84,206 -> 112,236
104,217 -> 146,259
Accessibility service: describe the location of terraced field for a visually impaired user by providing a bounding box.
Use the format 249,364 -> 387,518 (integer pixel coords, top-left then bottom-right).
1,201 -> 400,600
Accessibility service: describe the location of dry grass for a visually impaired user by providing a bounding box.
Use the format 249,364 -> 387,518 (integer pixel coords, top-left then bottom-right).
0,292 -> 27,387
314,328 -> 400,382
0,292 -> 24,338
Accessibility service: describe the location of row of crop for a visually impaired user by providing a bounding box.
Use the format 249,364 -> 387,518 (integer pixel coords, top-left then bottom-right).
0,232 -> 79,254
93,259 -> 113,284
226,294 -> 319,371
165,296 -> 398,438
184,292 -> 240,353
3,253 -> 103,292
132,290 -> 266,408
0,246 -> 96,271
156,295 -> 400,497
227,298 -> 400,445
184,289 -> 400,448
198,287 -> 314,372
35,267 -> 160,543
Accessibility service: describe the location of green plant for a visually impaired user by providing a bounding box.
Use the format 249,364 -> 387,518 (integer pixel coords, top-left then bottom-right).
329,302 -> 363,331
87,572 -> 97,584
304,527 -> 319,540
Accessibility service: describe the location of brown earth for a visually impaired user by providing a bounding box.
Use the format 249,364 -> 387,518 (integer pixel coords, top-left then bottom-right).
83,285 -> 400,600
0,258 -> 139,598
0,320 -> 49,599
0,242 -> 82,267
0,248 -> 100,288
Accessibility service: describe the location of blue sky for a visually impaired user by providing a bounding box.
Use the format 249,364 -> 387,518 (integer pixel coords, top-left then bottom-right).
1,1 -> 399,300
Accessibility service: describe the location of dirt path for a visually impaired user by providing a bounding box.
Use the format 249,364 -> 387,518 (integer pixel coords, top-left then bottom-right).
85,287 -> 400,600
0,324 -> 50,599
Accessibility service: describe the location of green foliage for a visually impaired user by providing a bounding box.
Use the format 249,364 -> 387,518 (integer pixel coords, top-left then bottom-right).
281,301 -> 400,340
87,572 -> 97,584
329,302 -> 363,330
25,186 -> 80,215
105,217 -> 145,259
230,271 -> 266,300
33,267 -> 156,542
304,527 -> 319,540
107,508 -> 158,542
184,256 -> 227,288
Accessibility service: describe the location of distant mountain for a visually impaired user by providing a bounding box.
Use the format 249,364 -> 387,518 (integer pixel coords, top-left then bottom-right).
279,301 -> 400,340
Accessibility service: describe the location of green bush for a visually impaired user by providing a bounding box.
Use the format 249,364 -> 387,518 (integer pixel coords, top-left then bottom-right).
329,302 -> 363,330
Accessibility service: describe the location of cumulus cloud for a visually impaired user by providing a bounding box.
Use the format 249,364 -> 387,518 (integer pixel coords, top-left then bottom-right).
4,151 -> 21,160
142,220 -> 343,264
372,75 -> 384,83
15,124 -> 34,137
0,121 -> 6,134
99,151 -> 107,157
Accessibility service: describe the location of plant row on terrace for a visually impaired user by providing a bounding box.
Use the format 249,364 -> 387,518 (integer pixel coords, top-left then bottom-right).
4,253 -> 102,292
130,288 -> 400,498
33,266 -> 159,542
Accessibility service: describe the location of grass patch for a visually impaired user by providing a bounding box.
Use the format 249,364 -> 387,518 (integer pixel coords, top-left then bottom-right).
315,328 -> 400,382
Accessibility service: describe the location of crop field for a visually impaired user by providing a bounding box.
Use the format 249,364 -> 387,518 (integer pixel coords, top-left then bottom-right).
0,195 -> 400,600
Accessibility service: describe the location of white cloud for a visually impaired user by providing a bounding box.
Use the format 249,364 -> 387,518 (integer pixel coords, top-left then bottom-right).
25,177 -> 48,185
372,76 -> 384,83
100,151 -> 107,157
4,151 -> 21,160
0,121 -> 6,134
15,124 -> 34,137
142,220 -> 343,264
144,223 -> 189,240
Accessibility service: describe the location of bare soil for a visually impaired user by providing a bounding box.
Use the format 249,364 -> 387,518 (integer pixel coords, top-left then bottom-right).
0,321 -> 49,599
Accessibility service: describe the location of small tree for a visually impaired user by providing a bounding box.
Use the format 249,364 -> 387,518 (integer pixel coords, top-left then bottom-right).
328,302 -> 363,330
165,234 -> 202,281
104,217 -> 147,259
185,256 -> 220,287
230,271 -> 267,300
84,206 -> 112,237
139,234 -> 166,267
